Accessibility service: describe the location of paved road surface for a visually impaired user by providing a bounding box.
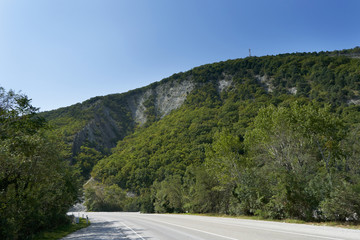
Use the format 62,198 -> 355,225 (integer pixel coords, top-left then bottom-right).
62,212 -> 360,240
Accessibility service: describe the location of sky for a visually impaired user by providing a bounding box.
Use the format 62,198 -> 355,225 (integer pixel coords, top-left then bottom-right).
0,0 -> 359,111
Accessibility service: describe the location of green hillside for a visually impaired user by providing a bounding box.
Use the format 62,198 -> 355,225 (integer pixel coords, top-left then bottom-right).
46,48 -> 360,221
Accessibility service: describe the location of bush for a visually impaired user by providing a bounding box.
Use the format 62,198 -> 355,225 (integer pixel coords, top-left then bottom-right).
320,182 -> 360,222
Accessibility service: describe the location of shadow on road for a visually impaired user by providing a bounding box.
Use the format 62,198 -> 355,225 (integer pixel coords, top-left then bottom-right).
62,220 -> 150,240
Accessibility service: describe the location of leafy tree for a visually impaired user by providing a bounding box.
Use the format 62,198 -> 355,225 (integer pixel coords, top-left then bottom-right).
205,130 -> 244,186
153,175 -> 183,213
84,181 -> 126,211
320,181 -> 360,221
0,87 -> 79,239
182,166 -> 226,214
75,146 -> 104,180
243,101 -> 357,221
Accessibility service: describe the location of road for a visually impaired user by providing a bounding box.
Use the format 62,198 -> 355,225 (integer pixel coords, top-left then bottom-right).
63,212 -> 360,240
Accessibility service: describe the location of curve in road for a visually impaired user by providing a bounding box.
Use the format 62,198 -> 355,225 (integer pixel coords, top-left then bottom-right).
62,212 -> 360,240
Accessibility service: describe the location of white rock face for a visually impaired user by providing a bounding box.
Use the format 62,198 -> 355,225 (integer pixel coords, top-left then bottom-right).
126,79 -> 195,125
256,75 -> 274,93
155,80 -> 195,119
134,89 -> 153,125
126,76 -> 236,126
218,80 -> 232,92
348,99 -> 360,105
289,87 -> 297,95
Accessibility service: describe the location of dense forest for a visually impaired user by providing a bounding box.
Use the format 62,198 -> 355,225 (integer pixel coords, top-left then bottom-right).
2,47 -> 360,239
84,48 -> 360,221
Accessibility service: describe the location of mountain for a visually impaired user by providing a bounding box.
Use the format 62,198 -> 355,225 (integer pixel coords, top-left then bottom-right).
42,47 -> 360,156
42,48 -> 360,221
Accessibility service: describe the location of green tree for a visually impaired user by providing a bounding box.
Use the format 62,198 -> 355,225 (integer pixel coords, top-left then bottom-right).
153,175 -> 183,213
84,181 -> 126,211
320,181 -> 360,221
205,130 -> 244,186
182,166 -> 225,213
244,101 -> 351,220
0,87 -> 79,239
75,146 -> 104,180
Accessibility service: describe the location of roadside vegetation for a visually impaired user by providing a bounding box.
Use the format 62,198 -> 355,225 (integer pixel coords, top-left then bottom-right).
33,217 -> 90,240
0,88 -> 81,239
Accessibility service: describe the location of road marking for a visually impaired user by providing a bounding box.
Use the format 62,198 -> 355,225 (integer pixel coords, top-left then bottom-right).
144,218 -> 238,240
199,221 -> 346,240
226,224 -> 345,240
136,215 -> 347,240
120,222 -> 145,240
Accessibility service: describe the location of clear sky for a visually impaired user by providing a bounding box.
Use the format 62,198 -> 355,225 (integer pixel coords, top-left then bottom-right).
0,0 -> 359,111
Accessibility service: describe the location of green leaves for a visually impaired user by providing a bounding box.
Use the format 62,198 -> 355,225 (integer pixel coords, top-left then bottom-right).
241,102 -> 360,221
84,182 -> 126,211
153,175 -> 183,213
0,87 -> 80,239
75,146 -> 104,180
245,101 -> 344,171
205,130 -> 244,185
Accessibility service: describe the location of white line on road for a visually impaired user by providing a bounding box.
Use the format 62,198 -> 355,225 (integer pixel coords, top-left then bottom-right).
137,216 -> 347,240
144,218 -> 238,240
211,221 -> 346,240
120,222 -> 145,240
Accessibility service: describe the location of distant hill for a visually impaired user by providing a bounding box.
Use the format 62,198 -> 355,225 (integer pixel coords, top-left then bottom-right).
42,48 -> 360,220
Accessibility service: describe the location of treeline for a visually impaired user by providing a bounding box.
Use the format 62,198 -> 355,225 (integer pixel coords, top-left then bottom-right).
0,88 -> 80,239
86,80 -> 360,221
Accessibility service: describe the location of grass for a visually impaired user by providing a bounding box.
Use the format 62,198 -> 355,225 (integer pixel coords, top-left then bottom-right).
180,213 -> 360,230
306,221 -> 360,230
33,217 -> 90,240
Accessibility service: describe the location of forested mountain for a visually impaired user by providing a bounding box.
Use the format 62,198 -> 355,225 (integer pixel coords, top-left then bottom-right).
43,47 -> 360,221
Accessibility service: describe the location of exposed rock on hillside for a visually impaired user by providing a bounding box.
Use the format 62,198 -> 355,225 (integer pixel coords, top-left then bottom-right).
126,79 -> 195,125
42,48 -> 360,160
47,76 -> 219,156
256,75 -> 274,93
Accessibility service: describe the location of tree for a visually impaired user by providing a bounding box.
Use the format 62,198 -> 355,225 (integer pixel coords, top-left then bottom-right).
243,101 -> 353,220
203,130 -> 245,214
205,130 -> 244,186
75,146 -> 104,180
84,182 -> 126,211
182,166 -> 226,214
153,175 -> 183,213
0,87 -> 79,239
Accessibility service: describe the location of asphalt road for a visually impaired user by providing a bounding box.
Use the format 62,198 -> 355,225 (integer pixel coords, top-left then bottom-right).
62,212 -> 360,240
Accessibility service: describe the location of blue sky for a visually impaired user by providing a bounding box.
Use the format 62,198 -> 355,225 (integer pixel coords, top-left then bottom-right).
0,0 -> 359,111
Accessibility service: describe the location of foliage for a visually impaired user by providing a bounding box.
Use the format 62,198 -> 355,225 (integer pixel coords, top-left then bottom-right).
182,166 -> 227,214
75,146 -> 104,180
320,181 -> 360,221
33,217 -> 90,240
39,48 -> 360,222
84,181 -> 126,212
153,175 -> 183,213
242,102 -> 358,221
43,48 -> 360,169
0,88 -> 80,239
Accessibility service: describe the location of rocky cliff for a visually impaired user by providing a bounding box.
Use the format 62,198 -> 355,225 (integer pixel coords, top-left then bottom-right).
42,72 -> 233,156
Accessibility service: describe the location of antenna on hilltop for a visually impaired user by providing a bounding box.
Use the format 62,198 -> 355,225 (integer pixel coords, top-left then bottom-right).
249,49 -> 252,57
